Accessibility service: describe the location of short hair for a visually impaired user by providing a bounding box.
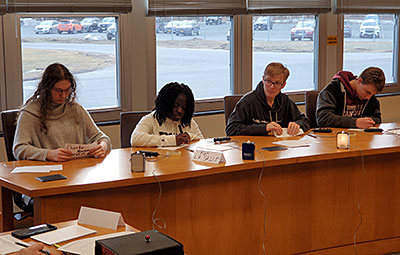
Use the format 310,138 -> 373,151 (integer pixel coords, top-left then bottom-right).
263,62 -> 290,82
153,82 -> 195,127
359,67 -> 385,92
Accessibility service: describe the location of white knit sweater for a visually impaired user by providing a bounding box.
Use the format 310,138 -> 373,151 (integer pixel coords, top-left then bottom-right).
130,112 -> 204,147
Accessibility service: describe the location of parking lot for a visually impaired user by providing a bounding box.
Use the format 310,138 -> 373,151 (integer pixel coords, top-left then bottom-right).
20,17 -> 396,108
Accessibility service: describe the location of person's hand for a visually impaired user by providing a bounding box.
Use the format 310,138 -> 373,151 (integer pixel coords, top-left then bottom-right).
46,148 -> 72,162
266,122 -> 283,136
287,122 -> 300,135
89,141 -> 108,158
176,133 -> 190,145
17,243 -> 44,255
356,117 -> 375,129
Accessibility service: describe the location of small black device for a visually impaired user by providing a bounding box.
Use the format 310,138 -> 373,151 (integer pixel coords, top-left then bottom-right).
364,128 -> 383,133
213,137 -> 231,143
11,223 -> 57,239
313,128 -> 332,133
95,230 -> 184,255
137,151 -> 160,157
35,174 -> 67,182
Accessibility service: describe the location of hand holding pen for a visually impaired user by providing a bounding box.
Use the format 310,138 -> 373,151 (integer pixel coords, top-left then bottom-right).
15,242 -> 51,255
176,124 -> 190,145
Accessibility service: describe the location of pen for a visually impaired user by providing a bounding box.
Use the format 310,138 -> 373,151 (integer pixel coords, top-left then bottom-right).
178,124 -> 183,134
15,242 -> 52,255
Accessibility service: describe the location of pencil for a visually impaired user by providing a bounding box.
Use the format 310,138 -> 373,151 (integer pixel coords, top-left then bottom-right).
178,124 -> 183,134
15,242 -> 52,255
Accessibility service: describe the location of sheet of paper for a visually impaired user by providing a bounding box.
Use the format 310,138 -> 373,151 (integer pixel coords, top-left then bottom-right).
157,144 -> 187,150
66,143 -> 97,158
0,235 -> 30,254
197,143 -> 236,152
78,206 -> 125,230
58,231 -> 134,255
273,139 -> 315,148
274,128 -> 304,138
11,165 -> 63,173
32,225 -> 96,245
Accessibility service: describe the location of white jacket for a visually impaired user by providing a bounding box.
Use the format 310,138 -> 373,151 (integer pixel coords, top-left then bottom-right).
130,112 -> 204,147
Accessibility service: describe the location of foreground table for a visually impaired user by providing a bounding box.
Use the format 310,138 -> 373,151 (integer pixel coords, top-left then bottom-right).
1,220 -> 138,255
2,123 -> 400,254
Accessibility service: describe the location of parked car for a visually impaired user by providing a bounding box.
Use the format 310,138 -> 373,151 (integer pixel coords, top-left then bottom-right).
359,19 -> 381,38
364,14 -> 381,26
254,17 -> 273,30
344,20 -> 352,38
35,20 -> 58,34
98,17 -> 115,33
205,16 -> 222,25
57,20 -> 82,34
175,20 -> 200,36
156,21 -> 166,33
164,20 -> 181,34
226,29 -> 230,41
290,20 -> 315,41
81,17 -> 100,32
107,23 -> 117,40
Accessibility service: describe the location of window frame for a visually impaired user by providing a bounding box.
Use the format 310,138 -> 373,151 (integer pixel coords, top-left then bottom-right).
1,12 -> 132,122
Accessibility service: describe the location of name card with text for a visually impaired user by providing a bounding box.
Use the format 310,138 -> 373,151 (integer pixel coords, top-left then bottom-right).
66,143 -> 96,158
192,149 -> 225,164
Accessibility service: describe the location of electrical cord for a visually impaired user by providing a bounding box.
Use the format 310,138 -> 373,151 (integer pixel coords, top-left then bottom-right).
256,148 -> 267,255
144,155 -> 168,230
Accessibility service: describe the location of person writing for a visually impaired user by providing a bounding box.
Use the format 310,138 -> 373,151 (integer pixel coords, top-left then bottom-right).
226,62 -> 310,136
131,82 -> 204,147
13,63 -> 111,162
316,67 -> 385,128
16,243 -> 44,255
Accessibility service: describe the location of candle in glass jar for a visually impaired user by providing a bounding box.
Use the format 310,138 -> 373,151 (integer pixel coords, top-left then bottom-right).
336,131 -> 349,149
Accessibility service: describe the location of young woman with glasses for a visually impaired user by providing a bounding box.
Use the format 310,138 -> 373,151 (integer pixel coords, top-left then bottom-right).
13,63 -> 111,162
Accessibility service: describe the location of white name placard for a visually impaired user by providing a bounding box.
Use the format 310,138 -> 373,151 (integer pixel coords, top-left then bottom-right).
192,149 -> 225,164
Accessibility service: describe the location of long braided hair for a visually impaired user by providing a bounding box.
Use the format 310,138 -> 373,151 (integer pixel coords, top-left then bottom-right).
153,82 -> 195,127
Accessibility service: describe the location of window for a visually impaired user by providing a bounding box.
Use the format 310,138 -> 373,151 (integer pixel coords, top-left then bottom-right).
343,14 -> 396,84
252,15 -> 317,92
156,16 -> 232,99
20,15 -> 119,109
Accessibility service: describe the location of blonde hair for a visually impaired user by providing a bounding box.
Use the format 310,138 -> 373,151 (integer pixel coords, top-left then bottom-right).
264,62 -> 290,82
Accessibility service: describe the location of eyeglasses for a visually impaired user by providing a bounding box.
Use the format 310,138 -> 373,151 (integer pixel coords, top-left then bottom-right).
263,79 -> 283,88
52,87 -> 72,95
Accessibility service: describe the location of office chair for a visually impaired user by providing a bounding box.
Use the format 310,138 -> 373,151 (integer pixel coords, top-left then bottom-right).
223,95 -> 242,124
120,111 -> 151,148
305,90 -> 320,128
1,109 -> 19,162
1,109 -> 33,219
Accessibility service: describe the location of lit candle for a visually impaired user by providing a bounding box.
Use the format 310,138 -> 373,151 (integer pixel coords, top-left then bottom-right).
336,131 -> 349,149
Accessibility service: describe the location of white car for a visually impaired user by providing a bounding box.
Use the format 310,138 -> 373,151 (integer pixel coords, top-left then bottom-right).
359,19 -> 381,38
34,20 -> 59,34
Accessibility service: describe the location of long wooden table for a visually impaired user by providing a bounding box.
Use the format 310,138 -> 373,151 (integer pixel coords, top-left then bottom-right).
2,123 -> 400,254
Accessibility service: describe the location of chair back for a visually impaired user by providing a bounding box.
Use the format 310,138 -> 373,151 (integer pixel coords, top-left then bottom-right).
305,90 -> 320,128
120,111 -> 150,148
224,95 -> 242,124
1,109 -> 19,161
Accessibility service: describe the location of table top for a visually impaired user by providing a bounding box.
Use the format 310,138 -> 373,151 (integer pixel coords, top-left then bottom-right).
1,220 -> 139,255
1,123 -> 400,197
